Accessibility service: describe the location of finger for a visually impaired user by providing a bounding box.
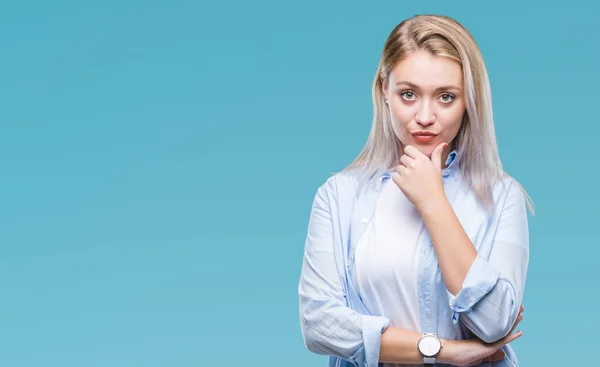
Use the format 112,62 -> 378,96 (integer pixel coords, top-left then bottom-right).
403,145 -> 422,159
505,330 -> 523,344
400,154 -> 414,168
395,165 -> 407,175
493,330 -> 523,349
391,171 -> 401,187
521,305 -> 525,313
508,313 -> 524,335
430,142 -> 447,169
392,166 -> 406,187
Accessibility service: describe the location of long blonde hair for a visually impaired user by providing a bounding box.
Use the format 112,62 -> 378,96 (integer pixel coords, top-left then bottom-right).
339,14 -> 534,214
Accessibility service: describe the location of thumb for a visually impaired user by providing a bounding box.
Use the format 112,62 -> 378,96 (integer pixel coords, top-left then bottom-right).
431,142 -> 448,169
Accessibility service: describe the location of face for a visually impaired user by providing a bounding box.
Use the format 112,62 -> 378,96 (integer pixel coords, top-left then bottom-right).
382,51 -> 466,160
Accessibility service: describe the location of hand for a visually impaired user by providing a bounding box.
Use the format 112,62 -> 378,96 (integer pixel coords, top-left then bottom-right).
391,143 -> 448,212
443,305 -> 525,367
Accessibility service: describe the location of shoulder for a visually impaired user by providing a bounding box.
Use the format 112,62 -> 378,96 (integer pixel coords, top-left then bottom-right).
494,173 -> 528,211
454,172 -> 528,214
317,169 -> 364,196
494,174 -> 518,194
309,169 -> 373,210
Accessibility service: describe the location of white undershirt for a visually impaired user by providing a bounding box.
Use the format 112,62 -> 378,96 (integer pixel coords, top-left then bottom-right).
353,178 -> 424,366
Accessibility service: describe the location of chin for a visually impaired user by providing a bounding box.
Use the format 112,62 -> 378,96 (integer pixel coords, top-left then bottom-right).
416,146 -> 434,157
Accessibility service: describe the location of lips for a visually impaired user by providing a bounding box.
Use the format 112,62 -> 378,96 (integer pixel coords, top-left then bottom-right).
411,132 -> 438,137
411,132 -> 438,143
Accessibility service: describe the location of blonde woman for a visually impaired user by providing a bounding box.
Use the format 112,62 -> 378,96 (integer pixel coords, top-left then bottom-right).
298,14 -> 533,367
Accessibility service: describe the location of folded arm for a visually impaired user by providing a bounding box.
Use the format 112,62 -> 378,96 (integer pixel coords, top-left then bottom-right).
299,180 -> 459,366
421,178 -> 530,343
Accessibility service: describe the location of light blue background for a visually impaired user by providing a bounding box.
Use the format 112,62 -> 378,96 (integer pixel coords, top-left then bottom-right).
0,1 -> 596,366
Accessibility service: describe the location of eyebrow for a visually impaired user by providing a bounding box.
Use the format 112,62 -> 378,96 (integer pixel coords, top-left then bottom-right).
395,81 -> 461,92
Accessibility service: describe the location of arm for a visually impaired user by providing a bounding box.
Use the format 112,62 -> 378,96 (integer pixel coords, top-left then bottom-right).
379,327 -> 455,364
419,178 -> 529,343
300,180 -> 452,366
298,181 -> 388,367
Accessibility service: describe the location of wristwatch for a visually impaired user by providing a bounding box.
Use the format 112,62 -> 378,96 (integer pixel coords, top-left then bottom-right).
418,332 -> 443,366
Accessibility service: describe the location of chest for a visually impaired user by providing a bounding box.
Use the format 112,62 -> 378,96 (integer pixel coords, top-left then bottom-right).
340,178 -> 494,268
352,181 -> 424,276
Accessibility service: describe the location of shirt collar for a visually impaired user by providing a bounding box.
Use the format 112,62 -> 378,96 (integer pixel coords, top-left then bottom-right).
442,148 -> 459,177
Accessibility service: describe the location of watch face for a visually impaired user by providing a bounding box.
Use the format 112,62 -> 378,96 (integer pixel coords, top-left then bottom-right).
418,335 -> 441,357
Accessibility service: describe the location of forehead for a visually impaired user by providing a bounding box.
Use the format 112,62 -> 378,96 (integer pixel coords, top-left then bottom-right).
389,51 -> 463,88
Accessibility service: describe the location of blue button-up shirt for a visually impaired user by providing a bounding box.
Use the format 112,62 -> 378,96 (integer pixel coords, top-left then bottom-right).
298,151 -> 529,367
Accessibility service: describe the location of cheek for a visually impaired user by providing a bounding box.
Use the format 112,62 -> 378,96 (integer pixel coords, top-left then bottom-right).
390,105 -> 412,129
389,107 -> 412,141
440,108 -> 465,135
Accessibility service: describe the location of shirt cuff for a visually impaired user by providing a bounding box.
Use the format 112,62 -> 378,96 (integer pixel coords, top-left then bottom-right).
362,315 -> 390,367
447,255 -> 501,314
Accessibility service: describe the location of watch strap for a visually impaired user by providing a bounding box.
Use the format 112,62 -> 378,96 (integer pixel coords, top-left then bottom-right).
423,356 -> 435,365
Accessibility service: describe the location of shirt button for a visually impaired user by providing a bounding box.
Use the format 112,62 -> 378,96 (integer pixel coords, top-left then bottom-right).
361,217 -> 369,224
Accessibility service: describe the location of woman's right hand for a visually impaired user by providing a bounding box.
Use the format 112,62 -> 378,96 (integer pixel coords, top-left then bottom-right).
442,305 -> 525,367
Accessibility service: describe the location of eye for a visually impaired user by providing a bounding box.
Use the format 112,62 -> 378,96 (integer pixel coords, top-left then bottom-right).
400,90 -> 416,101
440,93 -> 455,104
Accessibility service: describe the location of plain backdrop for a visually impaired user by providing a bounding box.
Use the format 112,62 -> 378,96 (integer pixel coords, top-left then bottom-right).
1,1 -> 598,366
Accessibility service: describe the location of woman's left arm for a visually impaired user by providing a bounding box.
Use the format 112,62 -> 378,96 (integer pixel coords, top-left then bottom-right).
420,178 -> 529,344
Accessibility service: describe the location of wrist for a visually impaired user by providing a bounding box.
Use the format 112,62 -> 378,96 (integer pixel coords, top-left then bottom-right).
417,192 -> 449,216
437,339 -> 457,365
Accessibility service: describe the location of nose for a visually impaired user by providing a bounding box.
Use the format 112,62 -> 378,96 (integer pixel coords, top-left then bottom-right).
415,100 -> 435,126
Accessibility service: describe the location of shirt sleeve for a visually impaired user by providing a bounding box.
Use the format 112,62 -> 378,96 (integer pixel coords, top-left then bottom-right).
298,179 -> 390,367
446,178 -> 530,343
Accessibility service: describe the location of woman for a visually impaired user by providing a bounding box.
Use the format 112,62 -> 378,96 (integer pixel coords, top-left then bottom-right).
298,14 -> 534,367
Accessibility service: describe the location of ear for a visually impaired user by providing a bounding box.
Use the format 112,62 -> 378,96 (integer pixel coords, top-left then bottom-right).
381,74 -> 388,100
